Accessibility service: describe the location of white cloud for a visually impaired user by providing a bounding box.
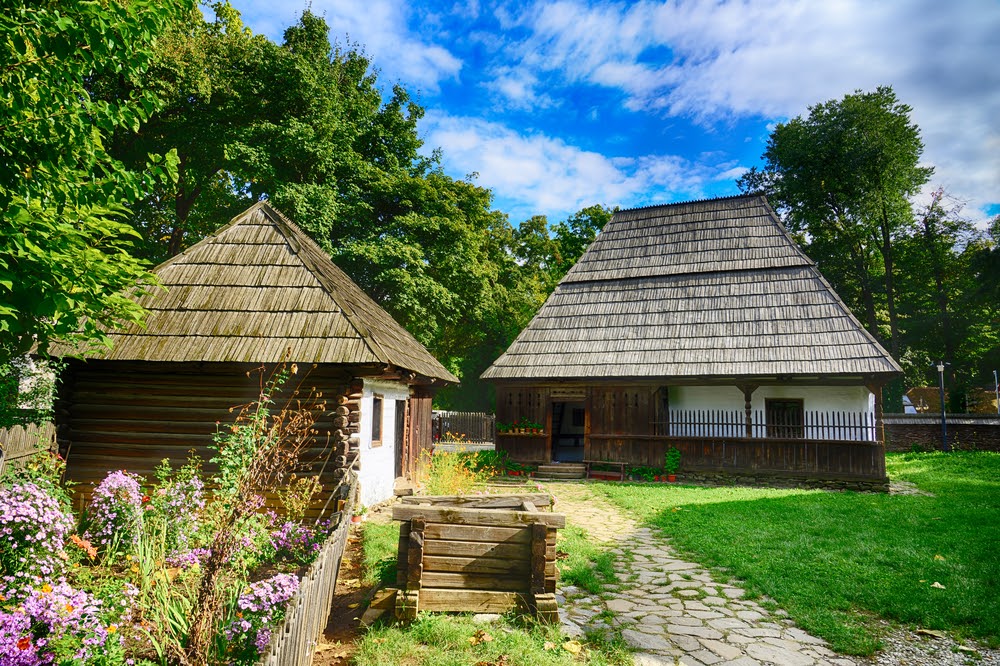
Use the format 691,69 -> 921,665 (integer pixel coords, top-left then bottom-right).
240,0 -> 463,93
495,0 -> 1000,216
423,112 -> 735,221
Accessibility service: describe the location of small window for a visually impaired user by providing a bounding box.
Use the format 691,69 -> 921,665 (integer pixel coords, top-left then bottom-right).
371,394 -> 383,447
766,399 -> 804,439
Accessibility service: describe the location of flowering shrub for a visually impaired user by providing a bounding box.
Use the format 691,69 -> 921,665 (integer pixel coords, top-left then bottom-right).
1,581 -> 110,665
165,547 -> 212,569
151,458 -> 206,553
269,518 -> 327,565
0,482 -> 74,589
85,471 -> 144,553
223,573 -> 299,663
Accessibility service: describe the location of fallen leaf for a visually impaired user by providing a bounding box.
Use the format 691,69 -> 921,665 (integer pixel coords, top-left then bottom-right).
469,629 -> 493,646
930,581 -> 946,589
543,641 -> 556,651
348,603 -> 359,609
917,629 -> 946,639
957,645 -> 977,654
562,640 -> 582,655
934,554 -> 946,561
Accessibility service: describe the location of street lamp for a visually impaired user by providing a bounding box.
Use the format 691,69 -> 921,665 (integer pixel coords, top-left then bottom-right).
936,361 -> 949,452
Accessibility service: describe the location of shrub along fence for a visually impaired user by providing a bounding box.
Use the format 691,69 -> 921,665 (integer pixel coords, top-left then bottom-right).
261,465 -> 359,666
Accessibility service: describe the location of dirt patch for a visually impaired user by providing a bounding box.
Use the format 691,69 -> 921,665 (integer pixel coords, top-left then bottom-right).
311,502 -> 397,666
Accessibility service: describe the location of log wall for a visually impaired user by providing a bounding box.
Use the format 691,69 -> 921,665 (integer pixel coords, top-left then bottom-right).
57,360 -> 359,517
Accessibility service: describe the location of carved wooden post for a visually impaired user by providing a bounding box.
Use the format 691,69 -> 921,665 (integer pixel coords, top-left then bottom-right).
740,385 -> 758,438
866,383 -> 885,443
395,518 -> 424,620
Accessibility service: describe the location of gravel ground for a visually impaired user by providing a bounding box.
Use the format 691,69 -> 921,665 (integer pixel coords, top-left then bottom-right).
865,626 -> 1000,666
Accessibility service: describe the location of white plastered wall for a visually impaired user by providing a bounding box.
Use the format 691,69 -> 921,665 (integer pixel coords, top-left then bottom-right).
358,379 -> 409,507
668,385 -> 875,440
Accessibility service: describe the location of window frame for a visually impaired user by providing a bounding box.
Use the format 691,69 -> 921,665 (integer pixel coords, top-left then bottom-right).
371,394 -> 384,447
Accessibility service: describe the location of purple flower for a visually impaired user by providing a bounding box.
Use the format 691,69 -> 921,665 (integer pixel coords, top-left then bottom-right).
0,483 -> 74,586
223,573 -> 299,660
84,471 -> 144,551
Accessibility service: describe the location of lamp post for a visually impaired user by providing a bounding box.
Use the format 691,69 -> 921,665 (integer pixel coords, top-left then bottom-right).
936,361 -> 949,452
994,370 -> 999,416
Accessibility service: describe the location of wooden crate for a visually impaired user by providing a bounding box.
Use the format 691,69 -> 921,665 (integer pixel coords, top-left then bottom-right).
391,493 -> 564,623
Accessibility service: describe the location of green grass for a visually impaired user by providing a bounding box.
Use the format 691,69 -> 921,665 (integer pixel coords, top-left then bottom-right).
361,521 -> 401,587
556,525 -> 618,594
354,613 -> 630,666
596,451 -> 1000,655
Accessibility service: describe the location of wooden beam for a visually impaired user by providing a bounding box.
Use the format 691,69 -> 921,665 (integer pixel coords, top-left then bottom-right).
392,505 -> 566,528
399,494 -> 553,509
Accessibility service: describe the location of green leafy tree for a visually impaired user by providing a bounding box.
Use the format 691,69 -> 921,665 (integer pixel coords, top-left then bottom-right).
739,86 -> 932,360
0,0 -> 190,363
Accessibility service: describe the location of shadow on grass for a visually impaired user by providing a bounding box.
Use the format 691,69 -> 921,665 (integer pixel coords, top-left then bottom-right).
597,451 -> 1000,655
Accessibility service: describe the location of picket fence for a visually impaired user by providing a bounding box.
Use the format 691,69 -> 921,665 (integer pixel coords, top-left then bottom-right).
260,467 -> 358,666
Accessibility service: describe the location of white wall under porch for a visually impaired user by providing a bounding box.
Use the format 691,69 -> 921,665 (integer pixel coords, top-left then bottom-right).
667,385 -> 875,440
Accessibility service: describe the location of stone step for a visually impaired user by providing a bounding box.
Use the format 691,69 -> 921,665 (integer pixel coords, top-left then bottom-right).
538,463 -> 586,473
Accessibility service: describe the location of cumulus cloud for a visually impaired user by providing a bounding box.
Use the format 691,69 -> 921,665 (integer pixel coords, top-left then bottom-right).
423,112 -> 736,220
495,0 -> 999,215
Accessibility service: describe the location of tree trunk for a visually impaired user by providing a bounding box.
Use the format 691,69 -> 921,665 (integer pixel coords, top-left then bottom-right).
879,204 -> 901,359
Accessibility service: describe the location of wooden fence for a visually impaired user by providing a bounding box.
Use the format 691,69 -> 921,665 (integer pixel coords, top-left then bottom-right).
433,411 -> 495,444
661,409 -> 876,441
0,421 -> 56,477
260,467 -> 358,666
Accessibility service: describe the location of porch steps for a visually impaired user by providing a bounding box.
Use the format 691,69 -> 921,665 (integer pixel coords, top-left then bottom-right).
535,463 -> 586,480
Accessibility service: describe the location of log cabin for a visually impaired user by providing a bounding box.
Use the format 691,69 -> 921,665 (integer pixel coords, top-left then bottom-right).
481,195 -> 901,490
51,202 -> 456,510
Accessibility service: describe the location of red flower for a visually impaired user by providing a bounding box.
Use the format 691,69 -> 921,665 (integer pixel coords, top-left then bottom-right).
142,495 -> 151,503
17,637 -> 31,650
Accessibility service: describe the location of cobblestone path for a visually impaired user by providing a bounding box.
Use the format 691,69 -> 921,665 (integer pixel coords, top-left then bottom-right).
546,483 -> 859,666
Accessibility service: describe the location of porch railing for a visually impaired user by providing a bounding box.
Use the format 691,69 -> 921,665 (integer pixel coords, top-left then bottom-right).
260,465 -> 358,666
657,409 -> 876,442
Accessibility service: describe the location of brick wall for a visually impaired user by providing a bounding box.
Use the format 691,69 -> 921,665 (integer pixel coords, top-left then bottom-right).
884,414 -> 1000,452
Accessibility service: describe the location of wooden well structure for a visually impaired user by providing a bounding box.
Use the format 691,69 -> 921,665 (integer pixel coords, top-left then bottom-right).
391,494 -> 564,622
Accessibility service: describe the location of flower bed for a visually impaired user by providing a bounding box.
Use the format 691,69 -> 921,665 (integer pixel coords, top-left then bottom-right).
0,368 -> 352,665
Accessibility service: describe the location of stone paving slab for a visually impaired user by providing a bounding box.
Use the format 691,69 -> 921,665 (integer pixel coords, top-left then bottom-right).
547,484 -> 860,666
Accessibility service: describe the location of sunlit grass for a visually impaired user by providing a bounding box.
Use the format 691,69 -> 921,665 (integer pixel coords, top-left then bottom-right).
597,451 -> 1000,655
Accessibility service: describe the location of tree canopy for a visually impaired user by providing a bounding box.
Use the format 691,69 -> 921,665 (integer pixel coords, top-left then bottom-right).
0,0 -> 192,364
740,87 -> 998,409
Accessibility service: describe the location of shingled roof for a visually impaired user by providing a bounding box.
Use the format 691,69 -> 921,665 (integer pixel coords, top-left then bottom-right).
56,202 -> 457,383
482,195 -> 900,382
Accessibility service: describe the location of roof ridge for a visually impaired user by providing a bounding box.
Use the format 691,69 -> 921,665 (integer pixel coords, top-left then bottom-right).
613,192 -> 758,216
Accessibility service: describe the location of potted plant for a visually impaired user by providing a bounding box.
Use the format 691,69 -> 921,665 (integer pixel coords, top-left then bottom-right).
664,446 -> 681,482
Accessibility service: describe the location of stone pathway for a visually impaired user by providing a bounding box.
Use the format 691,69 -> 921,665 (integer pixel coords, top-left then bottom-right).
547,483 -> 858,666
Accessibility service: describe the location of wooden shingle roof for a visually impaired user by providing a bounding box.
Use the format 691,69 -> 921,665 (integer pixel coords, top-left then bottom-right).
482,195 -> 900,382
55,202 -> 457,382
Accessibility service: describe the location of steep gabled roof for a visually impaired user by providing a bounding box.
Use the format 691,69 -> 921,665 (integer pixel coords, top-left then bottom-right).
482,194 -> 900,381
55,202 -> 457,383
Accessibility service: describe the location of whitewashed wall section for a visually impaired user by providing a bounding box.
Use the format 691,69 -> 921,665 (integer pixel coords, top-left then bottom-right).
358,379 -> 409,507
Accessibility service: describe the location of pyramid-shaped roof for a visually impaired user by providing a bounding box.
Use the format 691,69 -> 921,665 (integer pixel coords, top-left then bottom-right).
56,202 -> 457,382
482,194 -> 900,382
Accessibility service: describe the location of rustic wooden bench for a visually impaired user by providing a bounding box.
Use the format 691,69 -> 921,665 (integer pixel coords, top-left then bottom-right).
584,459 -> 628,481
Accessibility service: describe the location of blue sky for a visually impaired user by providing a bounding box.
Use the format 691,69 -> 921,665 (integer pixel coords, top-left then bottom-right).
231,0 -> 999,227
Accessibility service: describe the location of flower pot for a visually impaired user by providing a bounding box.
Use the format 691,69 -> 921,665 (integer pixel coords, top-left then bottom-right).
667,474 -> 677,482
351,515 -> 363,523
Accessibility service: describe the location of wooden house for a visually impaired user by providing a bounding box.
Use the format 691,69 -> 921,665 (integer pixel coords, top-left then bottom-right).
482,195 -> 900,489
52,202 -> 456,509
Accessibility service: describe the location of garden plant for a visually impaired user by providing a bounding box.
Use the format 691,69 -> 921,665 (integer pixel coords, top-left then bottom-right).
0,367 -> 344,665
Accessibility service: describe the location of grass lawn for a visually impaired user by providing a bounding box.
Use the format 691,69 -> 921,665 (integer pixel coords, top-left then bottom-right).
597,451 -> 1000,655
354,613 -> 629,666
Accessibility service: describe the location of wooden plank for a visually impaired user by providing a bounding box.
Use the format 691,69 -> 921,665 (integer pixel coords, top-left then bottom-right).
419,572 -> 530,592
531,523 -> 547,594
423,539 -> 529,560
393,505 -> 565,528
399,493 -> 553,509
422,555 -> 530,575
418,589 -> 528,613
407,518 -> 425,591
423,523 -> 530,544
